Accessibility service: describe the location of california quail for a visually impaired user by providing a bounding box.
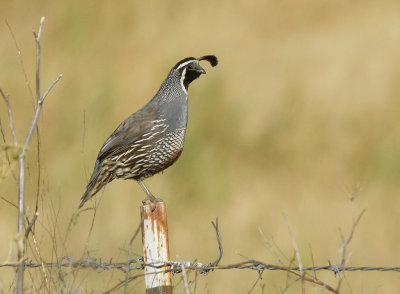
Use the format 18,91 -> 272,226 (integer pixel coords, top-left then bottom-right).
79,55 -> 218,208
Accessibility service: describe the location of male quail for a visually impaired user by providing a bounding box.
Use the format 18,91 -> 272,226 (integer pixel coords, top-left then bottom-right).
79,55 -> 218,208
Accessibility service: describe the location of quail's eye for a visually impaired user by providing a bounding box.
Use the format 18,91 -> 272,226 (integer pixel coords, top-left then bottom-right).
188,65 -> 194,70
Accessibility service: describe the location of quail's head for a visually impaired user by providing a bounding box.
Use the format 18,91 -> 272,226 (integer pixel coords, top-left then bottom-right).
173,55 -> 218,90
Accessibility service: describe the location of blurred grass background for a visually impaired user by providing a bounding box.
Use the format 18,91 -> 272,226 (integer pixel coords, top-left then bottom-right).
1,0 -> 400,293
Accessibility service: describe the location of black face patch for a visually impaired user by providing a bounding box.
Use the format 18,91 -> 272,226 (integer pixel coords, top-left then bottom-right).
173,55 -> 217,90
183,69 -> 202,90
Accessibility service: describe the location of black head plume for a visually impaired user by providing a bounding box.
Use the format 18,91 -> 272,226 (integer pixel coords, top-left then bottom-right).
198,55 -> 218,67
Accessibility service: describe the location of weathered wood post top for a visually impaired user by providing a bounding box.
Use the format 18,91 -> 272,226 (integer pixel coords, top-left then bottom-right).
140,201 -> 173,294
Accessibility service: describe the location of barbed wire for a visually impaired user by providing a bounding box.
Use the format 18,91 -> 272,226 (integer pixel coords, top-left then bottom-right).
1,212 -> 398,293
1,257 -> 399,274
3,257 -> 397,294
0,217 -> 398,294
1,215 -> 399,280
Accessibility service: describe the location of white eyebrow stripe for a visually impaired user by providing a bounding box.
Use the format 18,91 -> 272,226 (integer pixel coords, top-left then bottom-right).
176,59 -> 197,70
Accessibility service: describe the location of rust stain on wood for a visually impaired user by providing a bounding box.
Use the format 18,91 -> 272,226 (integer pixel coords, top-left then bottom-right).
141,201 -> 172,291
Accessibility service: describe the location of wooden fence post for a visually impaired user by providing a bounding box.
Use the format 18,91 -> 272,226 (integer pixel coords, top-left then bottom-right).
140,201 -> 173,294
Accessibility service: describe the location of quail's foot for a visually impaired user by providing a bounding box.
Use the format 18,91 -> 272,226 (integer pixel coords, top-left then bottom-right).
142,194 -> 163,211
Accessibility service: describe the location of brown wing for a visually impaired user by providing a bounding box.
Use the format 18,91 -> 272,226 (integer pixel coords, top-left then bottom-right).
97,105 -> 164,161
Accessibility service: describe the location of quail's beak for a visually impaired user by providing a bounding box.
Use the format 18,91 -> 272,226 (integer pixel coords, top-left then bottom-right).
195,63 -> 206,74
198,67 -> 206,74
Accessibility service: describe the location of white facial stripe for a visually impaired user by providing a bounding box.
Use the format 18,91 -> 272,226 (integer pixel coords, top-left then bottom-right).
176,59 -> 197,70
180,68 -> 187,95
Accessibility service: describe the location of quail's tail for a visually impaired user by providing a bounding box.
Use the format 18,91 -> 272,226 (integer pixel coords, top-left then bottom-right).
79,161 -> 111,208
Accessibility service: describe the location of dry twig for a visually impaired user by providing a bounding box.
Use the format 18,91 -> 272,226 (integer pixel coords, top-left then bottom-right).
283,213 -> 305,294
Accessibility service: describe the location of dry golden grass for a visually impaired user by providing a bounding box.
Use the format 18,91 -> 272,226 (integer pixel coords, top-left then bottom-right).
1,0 -> 400,293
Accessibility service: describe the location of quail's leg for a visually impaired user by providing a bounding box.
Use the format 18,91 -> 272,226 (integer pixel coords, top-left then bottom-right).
138,179 -> 163,206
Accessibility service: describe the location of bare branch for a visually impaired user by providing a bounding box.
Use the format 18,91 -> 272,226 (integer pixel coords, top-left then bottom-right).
308,244 -> 318,284
0,118 -> 17,182
33,17 -> 45,103
16,155 -> 25,294
25,212 -> 39,238
258,226 -> 290,266
11,16 -> 62,294
0,88 -> 18,145
210,218 -> 223,267
338,209 -> 366,262
24,74 -> 62,149
5,20 -> 35,101
181,265 -> 191,294
29,231 -> 50,292
40,74 -> 63,104
124,221 -> 143,294
0,195 -> 17,208
283,213 -> 305,294
334,209 -> 366,293
195,218 -> 223,276
247,273 -> 263,294
35,128 -> 41,214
